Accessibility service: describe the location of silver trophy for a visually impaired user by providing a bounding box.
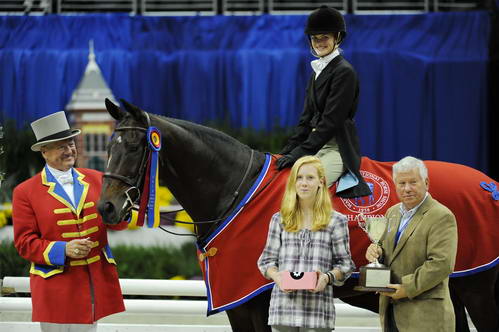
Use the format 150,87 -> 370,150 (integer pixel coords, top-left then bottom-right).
355,215 -> 394,292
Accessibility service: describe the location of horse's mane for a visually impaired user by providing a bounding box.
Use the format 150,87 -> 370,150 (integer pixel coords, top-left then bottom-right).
153,114 -> 252,152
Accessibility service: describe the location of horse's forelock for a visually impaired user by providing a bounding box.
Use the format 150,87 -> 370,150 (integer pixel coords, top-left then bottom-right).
118,112 -> 147,128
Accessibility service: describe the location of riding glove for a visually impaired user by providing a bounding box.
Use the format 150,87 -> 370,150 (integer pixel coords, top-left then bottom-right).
276,154 -> 295,170
279,144 -> 296,156
276,146 -> 311,170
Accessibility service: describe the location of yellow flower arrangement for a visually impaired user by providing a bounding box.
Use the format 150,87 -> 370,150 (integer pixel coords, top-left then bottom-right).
175,210 -> 194,233
0,211 -> 6,228
157,186 -> 174,207
0,203 -> 12,228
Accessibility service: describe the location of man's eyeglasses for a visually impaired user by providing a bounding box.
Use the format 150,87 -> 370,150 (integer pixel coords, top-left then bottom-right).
47,141 -> 76,152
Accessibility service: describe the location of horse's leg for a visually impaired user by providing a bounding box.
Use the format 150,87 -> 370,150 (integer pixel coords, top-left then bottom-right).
226,305 -> 256,332
449,286 -> 470,332
496,268 -> 499,318
449,265 -> 499,332
226,290 -> 272,332
247,290 -> 272,332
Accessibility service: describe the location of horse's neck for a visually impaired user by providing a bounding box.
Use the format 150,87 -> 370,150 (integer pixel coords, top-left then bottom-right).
153,116 -> 266,233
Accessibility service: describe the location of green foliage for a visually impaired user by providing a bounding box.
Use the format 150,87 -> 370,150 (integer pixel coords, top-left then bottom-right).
112,242 -> 201,279
208,121 -> 293,154
0,117 -> 294,202
0,240 -> 201,280
0,120 -> 45,202
0,240 -> 30,279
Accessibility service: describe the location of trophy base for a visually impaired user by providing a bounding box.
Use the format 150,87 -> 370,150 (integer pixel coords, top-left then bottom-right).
354,285 -> 396,293
358,264 -> 392,291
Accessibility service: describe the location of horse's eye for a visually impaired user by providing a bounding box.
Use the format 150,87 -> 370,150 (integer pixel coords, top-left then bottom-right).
127,144 -> 141,152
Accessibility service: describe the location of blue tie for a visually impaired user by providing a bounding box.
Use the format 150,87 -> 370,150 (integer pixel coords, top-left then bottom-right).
394,216 -> 411,246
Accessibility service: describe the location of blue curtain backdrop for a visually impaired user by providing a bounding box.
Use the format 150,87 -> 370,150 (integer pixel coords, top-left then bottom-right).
0,12 -> 490,173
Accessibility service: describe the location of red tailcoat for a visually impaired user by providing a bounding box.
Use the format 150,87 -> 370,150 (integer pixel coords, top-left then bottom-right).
12,167 -> 127,324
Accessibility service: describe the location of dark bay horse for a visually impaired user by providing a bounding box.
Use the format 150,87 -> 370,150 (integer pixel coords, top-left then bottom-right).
97,99 -> 499,332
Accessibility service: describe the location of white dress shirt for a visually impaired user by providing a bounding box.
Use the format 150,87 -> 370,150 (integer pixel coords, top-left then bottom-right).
46,165 -> 75,206
310,48 -> 340,80
394,192 -> 429,245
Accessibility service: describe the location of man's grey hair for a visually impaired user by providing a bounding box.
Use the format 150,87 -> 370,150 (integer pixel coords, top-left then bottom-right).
392,156 -> 428,180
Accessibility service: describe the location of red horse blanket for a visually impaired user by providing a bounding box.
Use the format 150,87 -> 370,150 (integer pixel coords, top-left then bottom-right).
197,154 -> 499,315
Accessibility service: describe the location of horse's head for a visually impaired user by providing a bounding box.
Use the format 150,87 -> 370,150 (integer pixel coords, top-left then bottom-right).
97,98 -> 151,224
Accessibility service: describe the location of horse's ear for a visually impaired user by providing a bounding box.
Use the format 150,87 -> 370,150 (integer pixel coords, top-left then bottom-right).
120,99 -> 148,125
105,98 -> 124,121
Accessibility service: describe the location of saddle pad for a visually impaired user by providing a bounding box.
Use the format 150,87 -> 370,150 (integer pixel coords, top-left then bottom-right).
197,154 -> 499,315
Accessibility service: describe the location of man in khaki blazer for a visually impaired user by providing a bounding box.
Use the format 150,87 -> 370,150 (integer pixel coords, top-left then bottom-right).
366,156 -> 458,332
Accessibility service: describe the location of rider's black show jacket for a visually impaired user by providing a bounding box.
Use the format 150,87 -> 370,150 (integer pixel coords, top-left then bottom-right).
281,55 -> 371,198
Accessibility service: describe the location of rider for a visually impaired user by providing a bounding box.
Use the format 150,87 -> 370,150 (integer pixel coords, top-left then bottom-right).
276,5 -> 371,199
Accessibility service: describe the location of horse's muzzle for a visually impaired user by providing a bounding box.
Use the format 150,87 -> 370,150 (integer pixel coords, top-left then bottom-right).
97,201 -> 121,225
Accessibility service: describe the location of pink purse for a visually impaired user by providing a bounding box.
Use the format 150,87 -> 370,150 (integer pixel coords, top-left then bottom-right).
280,271 -> 318,290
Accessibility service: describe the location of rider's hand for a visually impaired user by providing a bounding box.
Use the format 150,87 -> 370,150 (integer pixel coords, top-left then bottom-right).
279,144 -> 295,155
276,146 -> 310,170
276,154 -> 295,170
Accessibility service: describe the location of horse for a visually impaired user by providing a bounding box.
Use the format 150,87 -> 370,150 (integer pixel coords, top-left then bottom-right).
97,99 -> 499,332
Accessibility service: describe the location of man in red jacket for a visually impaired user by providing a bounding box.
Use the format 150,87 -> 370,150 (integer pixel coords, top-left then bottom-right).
12,111 -> 127,332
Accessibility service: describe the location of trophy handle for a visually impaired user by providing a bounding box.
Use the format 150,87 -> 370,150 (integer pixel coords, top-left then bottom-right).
357,213 -> 368,233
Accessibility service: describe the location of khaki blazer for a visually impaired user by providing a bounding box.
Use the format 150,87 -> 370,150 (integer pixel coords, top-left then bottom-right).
379,194 -> 458,332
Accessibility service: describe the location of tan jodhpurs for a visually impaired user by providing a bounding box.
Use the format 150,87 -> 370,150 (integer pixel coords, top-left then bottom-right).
315,138 -> 344,187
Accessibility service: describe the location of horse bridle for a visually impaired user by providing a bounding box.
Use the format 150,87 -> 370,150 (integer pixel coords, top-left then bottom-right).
103,113 -> 153,219
102,113 -> 258,243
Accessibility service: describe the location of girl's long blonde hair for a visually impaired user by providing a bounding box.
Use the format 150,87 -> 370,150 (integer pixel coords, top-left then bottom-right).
280,156 -> 333,232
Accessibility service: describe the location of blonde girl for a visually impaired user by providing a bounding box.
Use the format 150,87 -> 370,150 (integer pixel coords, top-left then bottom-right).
258,156 -> 355,332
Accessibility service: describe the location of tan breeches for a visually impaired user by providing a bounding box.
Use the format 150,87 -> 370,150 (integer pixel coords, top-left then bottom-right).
315,139 -> 344,187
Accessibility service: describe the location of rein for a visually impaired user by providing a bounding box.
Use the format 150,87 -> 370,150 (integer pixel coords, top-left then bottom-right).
165,163 -> 279,235
164,163 -> 281,243
158,149 -> 256,242
103,114 -> 265,241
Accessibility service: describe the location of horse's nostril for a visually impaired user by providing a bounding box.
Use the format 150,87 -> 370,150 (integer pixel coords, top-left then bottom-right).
98,201 -> 115,218
104,202 -> 115,214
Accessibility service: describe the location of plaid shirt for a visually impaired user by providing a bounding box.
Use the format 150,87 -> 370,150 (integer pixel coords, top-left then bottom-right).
257,211 -> 355,329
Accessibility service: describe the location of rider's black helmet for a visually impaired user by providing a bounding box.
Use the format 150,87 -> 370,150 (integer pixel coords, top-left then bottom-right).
304,5 -> 346,43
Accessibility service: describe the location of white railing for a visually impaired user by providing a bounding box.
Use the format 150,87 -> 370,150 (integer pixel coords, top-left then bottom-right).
0,0 -> 483,15
269,0 -> 346,14
142,0 -> 218,15
1,276 -> 206,297
1,276 -> 377,317
1,277 -> 477,332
